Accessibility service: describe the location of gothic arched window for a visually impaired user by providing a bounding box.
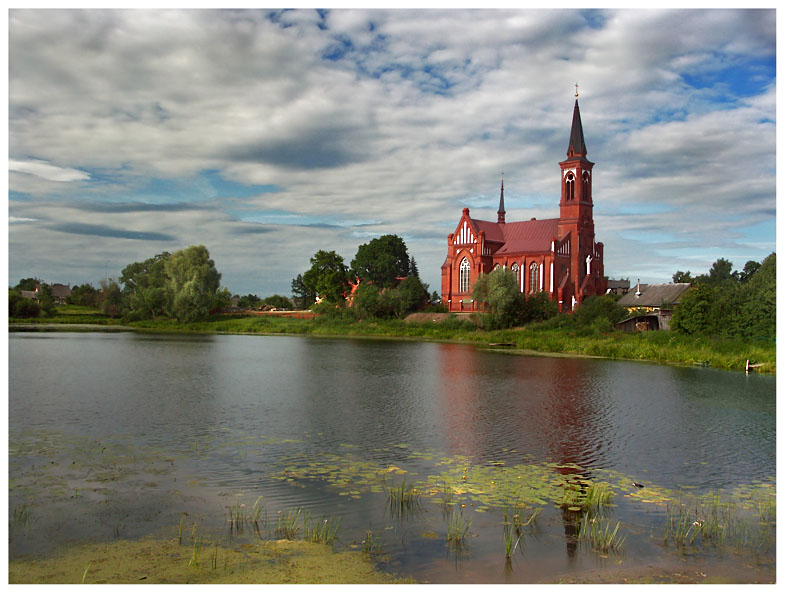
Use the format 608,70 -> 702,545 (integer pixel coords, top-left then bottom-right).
529,262 -> 539,292
582,171 -> 590,201
460,258 -> 471,293
511,263 -> 520,289
566,173 -> 575,201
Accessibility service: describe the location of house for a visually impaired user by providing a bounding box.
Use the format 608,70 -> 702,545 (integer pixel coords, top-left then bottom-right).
49,283 -> 72,305
441,95 -> 607,312
606,279 -> 630,295
615,282 -> 691,331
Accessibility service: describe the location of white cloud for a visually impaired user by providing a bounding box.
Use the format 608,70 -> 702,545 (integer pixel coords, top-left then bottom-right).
8,159 -> 90,182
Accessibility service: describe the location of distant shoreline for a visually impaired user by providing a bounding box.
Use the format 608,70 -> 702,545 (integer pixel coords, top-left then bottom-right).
8,317 -> 775,375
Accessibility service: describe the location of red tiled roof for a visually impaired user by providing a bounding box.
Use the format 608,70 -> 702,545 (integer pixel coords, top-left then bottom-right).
469,216 -> 559,254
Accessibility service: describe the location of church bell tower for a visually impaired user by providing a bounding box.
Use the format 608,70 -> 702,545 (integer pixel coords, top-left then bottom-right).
557,88 -> 600,303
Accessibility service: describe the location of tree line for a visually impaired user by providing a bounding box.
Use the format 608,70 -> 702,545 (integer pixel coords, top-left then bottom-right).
290,234 -> 435,319
9,245 -> 227,322
671,253 -> 775,341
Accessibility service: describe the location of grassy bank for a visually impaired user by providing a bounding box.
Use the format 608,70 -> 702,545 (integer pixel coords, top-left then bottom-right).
10,310 -> 774,373
9,537 -> 410,584
127,314 -> 774,373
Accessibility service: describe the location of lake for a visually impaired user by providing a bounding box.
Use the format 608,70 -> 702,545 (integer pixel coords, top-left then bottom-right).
8,332 -> 776,583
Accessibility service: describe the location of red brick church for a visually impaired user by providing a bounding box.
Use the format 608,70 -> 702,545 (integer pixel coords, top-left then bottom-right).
441,96 -> 607,312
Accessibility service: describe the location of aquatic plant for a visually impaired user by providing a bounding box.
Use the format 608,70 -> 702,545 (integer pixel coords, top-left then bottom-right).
81,564 -> 91,584
188,538 -> 203,567
578,514 -> 625,553
385,478 -> 422,519
178,513 -> 187,544
304,514 -> 341,545
446,510 -> 471,549
275,508 -> 302,540
360,530 -> 382,554
10,504 -> 37,533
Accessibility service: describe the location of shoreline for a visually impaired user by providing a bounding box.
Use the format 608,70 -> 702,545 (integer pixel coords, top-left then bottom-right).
8,320 -> 774,374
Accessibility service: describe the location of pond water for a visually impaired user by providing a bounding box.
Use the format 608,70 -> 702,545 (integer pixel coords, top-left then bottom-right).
8,332 -> 776,583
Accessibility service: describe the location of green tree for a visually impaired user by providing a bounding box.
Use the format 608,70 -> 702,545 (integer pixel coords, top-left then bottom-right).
263,294 -> 293,309
237,294 -> 262,309
672,270 -> 693,283
352,282 -> 383,318
9,289 -> 41,318
302,250 -> 349,304
739,253 -> 775,340
351,235 -> 410,288
291,274 -> 316,309
706,258 -> 737,284
164,245 -> 222,323
572,294 -> 627,329
68,283 -> 100,307
390,276 -> 429,318
408,257 -> 420,278
739,260 -> 761,283
120,252 -> 171,320
98,278 -> 123,318
472,267 -> 525,328
14,277 -> 42,292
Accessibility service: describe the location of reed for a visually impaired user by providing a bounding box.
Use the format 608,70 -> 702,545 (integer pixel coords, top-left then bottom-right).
360,530 -> 381,554
188,538 -> 203,567
81,564 -> 91,584
503,522 -> 522,562
178,513 -> 187,544
385,478 -> 422,519
446,510 -> 471,549
10,504 -> 37,533
583,483 -> 614,516
304,514 -> 341,545
578,515 -> 626,553
275,508 -> 302,540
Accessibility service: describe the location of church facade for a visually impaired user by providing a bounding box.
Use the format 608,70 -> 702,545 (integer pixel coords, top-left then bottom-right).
441,98 -> 607,312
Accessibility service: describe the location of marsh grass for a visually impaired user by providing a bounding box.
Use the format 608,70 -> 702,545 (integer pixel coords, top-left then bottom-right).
664,492 -> 775,551
304,514 -> 341,545
578,514 -> 626,553
178,513 -> 187,544
385,478 -> 422,519
122,314 -> 775,373
227,496 -> 266,533
360,530 -> 382,554
446,510 -> 471,549
188,538 -> 203,567
275,508 -> 302,540
10,504 -> 37,533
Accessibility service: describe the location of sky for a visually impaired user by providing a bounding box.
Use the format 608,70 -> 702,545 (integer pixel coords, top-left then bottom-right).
6,7 -> 777,297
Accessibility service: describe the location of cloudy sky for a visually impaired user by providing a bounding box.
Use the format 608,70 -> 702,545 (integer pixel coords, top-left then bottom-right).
7,8 -> 776,297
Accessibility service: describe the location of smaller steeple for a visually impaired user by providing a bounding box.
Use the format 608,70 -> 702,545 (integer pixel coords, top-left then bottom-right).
567,87 -> 587,159
497,172 -> 506,224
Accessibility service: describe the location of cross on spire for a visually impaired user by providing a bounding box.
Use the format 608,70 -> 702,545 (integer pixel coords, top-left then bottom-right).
575,83 -> 579,98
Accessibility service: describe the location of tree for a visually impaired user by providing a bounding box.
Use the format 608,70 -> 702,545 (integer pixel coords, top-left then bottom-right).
164,245 -> 222,323
351,235 -> 410,288
390,276 -> 429,318
472,267 -> 525,328
263,294 -> 293,309
68,283 -> 99,307
706,258 -> 737,284
14,277 -> 42,292
291,273 -> 316,309
408,257 -> 420,278
98,278 -> 123,318
237,294 -> 262,310
120,252 -> 171,320
9,289 -> 41,318
739,260 -> 761,283
672,271 -> 693,284
302,250 -> 349,304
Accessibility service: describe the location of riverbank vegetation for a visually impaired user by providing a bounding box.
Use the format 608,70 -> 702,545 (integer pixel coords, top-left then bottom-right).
9,244 -> 775,373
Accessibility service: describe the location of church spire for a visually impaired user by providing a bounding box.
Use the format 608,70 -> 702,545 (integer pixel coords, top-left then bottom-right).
497,172 -> 506,224
567,90 -> 587,158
